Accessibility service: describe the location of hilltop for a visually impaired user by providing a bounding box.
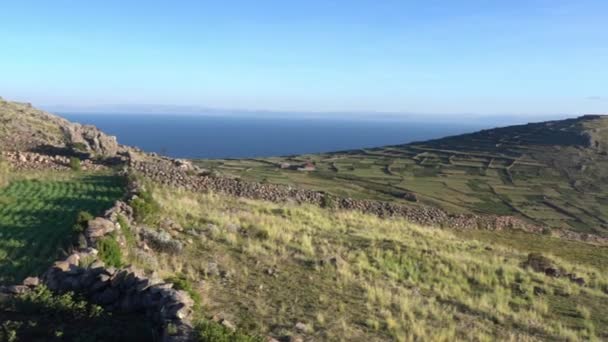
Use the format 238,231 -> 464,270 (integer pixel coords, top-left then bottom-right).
195,115 -> 608,237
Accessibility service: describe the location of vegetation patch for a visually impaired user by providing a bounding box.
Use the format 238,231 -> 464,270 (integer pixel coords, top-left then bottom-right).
144,183 -> 608,341
0,285 -> 155,341
97,234 -> 123,267
0,172 -> 124,284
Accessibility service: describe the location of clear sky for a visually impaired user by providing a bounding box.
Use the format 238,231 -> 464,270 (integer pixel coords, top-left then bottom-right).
0,0 -> 606,115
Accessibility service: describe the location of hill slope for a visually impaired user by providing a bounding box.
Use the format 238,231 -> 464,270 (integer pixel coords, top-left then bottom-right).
0,97 -> 120,156
194,115 -> 608,236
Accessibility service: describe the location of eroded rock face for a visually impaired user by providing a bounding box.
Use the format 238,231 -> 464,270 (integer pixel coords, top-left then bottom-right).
64,123 -> 119,157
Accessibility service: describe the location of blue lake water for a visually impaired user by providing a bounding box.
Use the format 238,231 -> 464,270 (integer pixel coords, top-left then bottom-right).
60,113 -> 501,159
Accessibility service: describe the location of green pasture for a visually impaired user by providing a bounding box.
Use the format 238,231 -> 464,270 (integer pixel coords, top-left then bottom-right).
0,172 -> 124,284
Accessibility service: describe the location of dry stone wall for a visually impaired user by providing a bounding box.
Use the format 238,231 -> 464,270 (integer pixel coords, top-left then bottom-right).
131,158 -> 544,233
2,151 -> 107,171
0,179 -> 196,341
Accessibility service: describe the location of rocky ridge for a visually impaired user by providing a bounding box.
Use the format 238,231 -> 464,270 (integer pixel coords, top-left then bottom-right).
0,97 -> 121,157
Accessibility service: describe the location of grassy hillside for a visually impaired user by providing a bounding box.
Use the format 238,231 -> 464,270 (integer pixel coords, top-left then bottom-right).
124,179 -> 608,341
0,171 -> 124,284
194,115 -> 608,236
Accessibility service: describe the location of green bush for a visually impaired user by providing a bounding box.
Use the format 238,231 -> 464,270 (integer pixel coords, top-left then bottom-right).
194,320 -> 263,342
72,211 -> 93,233
15,285 -> 103,320
70,142 -> 88,152
130,189 -> 160,224
69,157 -> 81,171
97,235 -> 123,267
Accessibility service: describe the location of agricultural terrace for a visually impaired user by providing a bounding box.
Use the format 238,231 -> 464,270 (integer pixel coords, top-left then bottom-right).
194,116 -> 608,236
0,171 -> 124,284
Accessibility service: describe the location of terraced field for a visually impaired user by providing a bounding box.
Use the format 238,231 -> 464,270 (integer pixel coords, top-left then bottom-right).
195,115 -> 608,236
0,173 -> 124,284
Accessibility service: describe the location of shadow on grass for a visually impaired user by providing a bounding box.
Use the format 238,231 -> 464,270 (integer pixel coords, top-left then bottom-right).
0,174 -> 124,284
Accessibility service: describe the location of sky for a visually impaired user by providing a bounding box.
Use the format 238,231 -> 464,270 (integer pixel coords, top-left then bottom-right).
0,0 -> 606,115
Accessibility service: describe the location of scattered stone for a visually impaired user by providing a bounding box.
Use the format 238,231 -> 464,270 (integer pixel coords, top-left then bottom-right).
294,322 -> 311,333
22,276 -> 40,287
220,319 -> 236,331
206,262 -> 220,277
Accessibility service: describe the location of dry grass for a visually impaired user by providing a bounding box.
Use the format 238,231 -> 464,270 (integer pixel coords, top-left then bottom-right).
132,180 -> 608,341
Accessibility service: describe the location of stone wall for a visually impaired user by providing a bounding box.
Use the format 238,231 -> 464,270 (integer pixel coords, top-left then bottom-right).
130,158 -> 544,233
2,151 -> 107,171
0,180 -> 196,341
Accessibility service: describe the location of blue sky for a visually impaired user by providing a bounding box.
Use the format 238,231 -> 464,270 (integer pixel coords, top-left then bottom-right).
0,0 -> 606,115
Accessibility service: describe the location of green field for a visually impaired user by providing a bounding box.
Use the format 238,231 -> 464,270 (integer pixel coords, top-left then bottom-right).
0,172 -> 124,284
195,115 -> 608,236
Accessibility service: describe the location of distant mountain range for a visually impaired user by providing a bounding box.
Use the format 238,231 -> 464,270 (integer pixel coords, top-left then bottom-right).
41,103 -> 576,125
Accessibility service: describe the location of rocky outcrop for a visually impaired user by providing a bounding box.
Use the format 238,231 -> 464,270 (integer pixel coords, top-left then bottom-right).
0,98 -> 121,157
64,123 -> 119,157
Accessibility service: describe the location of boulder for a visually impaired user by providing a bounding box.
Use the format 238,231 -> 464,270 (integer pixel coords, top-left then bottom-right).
22,276 -> 40,287
65,123 -> 119,157
86,217 -> 116,239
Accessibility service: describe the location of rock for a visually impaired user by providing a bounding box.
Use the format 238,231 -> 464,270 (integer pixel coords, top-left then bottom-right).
544,267 -> 560,277
66,253 -> 80,265
6,285 -> 29,295
294,322 -> 311,333
90,260 -> 105,269
533,286 -> 546,296
220,319 -> 236,331
65,123 -> 119,157
86,217 -> 116,239
53,261 -> 71,272
23,276 -> 40,287
206,262 -> 220,277
95,287 -> 120,305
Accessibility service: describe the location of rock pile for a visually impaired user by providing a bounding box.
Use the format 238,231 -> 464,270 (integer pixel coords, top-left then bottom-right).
523,253 -> 586,286
41,256 -> 194,340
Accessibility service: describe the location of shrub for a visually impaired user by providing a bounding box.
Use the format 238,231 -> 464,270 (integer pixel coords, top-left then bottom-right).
70,142 -> 88,152
321,193 -> 336,209
194,320 -> 263,342
69,157 -> 81,171
15,285 -> 103,320
72,211 -> 93,233
97,235 -> 123,267
130,189 -> 160,223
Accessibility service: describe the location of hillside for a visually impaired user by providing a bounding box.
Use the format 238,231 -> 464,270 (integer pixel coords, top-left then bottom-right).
1,100 -> 608,341
0,97 -> 120,157
194,115 -> 608,236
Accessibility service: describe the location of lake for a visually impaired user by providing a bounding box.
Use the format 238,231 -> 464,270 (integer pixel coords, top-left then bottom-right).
60,113 -> 507,159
